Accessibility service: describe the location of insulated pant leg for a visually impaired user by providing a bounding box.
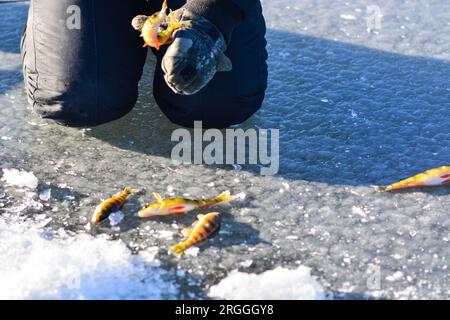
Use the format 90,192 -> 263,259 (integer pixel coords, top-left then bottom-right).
152,1 -> 268,129
21,0 -> 149,127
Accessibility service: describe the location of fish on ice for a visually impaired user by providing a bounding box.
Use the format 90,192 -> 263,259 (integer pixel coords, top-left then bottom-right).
138,191 -> 244,218
374,166 -> 450,191
132,0 -> 189,50
91,188 -> 138,224
170,212 -> 222,256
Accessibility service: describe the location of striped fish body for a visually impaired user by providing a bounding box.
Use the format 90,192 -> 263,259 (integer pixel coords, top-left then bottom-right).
138,191 -> 234,218
170,212 -> 222,255
91,188 -> 136,224
376,166 -> 450,191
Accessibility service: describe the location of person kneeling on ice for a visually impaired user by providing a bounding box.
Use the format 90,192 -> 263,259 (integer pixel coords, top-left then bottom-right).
21,0 -> 268,129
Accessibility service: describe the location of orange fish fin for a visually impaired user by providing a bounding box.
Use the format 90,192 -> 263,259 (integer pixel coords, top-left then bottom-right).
170,242 -> 187,256
153,192 -> 165,208
192,214 -> 205,225
153,192 -> 164,202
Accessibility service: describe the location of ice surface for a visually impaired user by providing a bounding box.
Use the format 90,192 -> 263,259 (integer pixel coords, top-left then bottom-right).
0,1 -> 449,299
209,266 -> 326,300
1,169 -> 38,189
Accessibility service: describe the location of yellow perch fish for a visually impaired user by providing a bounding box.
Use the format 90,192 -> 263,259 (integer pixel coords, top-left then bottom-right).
171,212 -> 222,255
91,188 -> 138,224
375,166 -> 450,191
132,0 -> 189,50
138,191 -> 244,218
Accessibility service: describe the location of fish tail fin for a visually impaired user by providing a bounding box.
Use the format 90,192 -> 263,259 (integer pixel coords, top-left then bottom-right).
373,185 -> 389,192
214,191 -> 246,204
170,242 -> 187,256
214,191 -> 234,204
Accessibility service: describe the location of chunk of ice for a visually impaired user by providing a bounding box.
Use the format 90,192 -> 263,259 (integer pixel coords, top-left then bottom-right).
386,271 -> 404,282
340,14 -> 357,20
1,169 -> 38,189
240,260 -> 253,268
351,206 -> 366,217
233,192 -> 246,201
108,211 -> 124,226
157,230 -> 174,240
39,188 -> 51,201
185,247 -> 200,257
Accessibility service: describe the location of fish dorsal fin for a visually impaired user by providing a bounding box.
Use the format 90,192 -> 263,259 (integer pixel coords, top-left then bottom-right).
181,228 -> 192,237
153,192 -> 165,208
190,214 -> 205,227
153,192 -> 164,202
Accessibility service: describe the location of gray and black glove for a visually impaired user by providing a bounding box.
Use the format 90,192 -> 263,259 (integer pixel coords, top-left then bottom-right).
162,1 -> 243,95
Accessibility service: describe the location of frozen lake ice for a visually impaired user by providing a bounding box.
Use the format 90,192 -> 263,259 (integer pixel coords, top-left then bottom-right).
0,0 -> 449,299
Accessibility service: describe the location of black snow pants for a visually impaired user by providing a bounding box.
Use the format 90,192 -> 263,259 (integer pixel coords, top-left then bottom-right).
21,0 -> 268,128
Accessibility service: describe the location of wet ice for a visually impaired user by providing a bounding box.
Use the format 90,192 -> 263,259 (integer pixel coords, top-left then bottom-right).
0,0 -> 449,299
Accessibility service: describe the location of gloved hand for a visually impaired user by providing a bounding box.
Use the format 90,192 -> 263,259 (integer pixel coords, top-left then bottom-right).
161,9 -> 233,95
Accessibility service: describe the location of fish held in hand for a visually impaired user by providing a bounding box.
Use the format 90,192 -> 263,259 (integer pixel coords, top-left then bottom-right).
374,166 -> 450,191
91,188 -> 138,224
170,212 -> 222,256
132,0 -> 189,50
138,191 -> 244,218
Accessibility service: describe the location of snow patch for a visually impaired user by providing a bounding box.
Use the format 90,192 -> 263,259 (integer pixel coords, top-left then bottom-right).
209,266 -> 325,300
0,218 -> 177,299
